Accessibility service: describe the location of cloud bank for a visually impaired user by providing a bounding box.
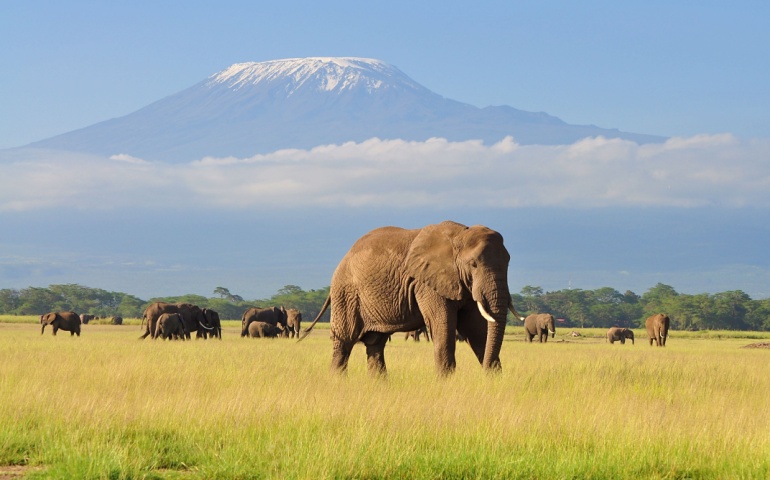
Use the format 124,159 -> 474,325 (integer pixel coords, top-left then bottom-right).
2,134 -> 769,212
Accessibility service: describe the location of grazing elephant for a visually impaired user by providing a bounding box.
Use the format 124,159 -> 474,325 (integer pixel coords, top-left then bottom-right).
523,313 -> 556,343
646,313 -> 670,347
606,327 -> 634,345
140,302 -> 212,340
301,221 -> 525,376
284,308 -> 302,338
202,308 -> 222,339
155,313 -> 186,340
111,316 -> 123,325
404,326 -> 431,342
241,307 -> 287,337
40,311 -> 81,336
247,321 -> 285,338
80,314 -> 95,324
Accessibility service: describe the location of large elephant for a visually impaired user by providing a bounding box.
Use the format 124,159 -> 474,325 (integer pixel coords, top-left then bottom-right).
247,321 -> 285,338
140,302 -> 212,340
155,313 -> 186,340
41,311 -> 81,336
284,308 -> 302,338
202,308 -> 222,339
241,307 -> 287,337
606,327 -> 634,345
523,313 -> 556,343
301,221 -> 524,376
646,313 -> 670,347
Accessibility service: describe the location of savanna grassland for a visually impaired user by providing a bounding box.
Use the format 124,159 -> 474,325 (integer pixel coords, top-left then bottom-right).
1,319 -> 769,479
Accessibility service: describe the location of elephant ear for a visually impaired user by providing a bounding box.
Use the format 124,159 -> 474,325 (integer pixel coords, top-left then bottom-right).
405,222 -> 466,301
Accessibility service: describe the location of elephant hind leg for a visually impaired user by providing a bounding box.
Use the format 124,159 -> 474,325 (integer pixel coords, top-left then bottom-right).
330,339 -> 354,374
362,332 -> 389,377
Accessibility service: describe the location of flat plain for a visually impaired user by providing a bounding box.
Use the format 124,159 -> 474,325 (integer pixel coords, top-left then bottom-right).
1,319 -> 769,479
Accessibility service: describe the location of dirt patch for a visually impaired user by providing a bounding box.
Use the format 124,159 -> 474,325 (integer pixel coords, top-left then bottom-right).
0,466 -> 40,479
741,342 -> 770,349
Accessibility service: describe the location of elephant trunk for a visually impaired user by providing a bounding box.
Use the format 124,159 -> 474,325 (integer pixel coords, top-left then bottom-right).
482,316 -> 505,371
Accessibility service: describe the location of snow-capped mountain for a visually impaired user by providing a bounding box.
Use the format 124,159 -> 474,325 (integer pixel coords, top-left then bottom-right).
26,57 -> 664,162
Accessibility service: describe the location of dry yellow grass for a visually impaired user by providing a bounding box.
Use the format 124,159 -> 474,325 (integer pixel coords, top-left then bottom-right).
1,322 -> 769,478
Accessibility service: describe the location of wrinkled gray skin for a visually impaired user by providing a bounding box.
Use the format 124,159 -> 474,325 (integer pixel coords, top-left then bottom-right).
301,221 -> 524,376
241,307 -> 287,337
523,313 -> 556,343
284,308 -> 302,338
202,308 -> 222,339
606,327 -> 634,344
645,313 -> 670,347
247,321 -> 285,338
155,313 -> 186,340
40,311 -> 81,336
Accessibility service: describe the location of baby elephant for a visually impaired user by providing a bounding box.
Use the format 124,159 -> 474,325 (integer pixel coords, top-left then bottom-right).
247,321 -> 284,338
155,313 -> 186,340
606,327 -> 634,345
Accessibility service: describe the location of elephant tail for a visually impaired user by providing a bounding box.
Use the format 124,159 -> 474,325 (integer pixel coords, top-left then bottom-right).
298,295 -> 331,342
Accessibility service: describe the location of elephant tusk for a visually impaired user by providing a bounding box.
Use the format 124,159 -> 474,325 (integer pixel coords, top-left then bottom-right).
198,320 -> 214,331
477,301 -> 497,324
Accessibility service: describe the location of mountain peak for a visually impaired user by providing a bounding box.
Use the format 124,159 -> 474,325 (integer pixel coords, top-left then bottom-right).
23,56 -> 666,161
205,57 -> 426,95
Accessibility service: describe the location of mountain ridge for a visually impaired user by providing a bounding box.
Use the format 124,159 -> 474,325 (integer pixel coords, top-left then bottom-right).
25,57 -> 666,162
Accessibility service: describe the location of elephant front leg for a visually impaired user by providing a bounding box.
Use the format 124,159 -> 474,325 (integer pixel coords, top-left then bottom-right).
418,295 -> 457,376
361,332 -> 389,377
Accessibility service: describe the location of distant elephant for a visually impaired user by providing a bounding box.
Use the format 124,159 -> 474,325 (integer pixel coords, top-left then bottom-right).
523,313 -> 556,343
80,314 -> 95,324
155,313 -> 186,340
140,302 -> 212,340
111,316 -> 123,325
404,326 -> 430,342
284,308 -> 302,338
202,308 -> 222,339
646,313 -> 670,347
241,307 -> 287,337
247,321 -> 285,338
40,311 -> 81,336
606,327 -> 634,344
300,221 -> 525,376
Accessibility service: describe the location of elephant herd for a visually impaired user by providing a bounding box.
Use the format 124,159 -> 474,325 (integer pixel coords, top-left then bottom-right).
518,312 -> 670,347
37,220 -> 673,379
141,302 -> 303,340
603,314 -> 671,346
39,302 -> 304,341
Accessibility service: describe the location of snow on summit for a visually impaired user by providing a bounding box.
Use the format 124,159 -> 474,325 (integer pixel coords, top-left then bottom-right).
206,57 -> 425,95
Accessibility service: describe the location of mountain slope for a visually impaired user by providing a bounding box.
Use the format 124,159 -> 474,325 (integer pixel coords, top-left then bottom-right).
27,57 -> 665,162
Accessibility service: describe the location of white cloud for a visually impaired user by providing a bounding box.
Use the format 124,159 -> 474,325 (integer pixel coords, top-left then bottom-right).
1,134 -> 769,211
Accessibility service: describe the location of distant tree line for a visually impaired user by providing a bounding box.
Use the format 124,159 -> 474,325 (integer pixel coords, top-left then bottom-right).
0,284 -> 330,322
2,282 -> 769,330
513,283 -> 770,331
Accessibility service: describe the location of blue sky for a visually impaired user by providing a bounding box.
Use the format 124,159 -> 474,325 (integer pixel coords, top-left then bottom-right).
2,1 -> 769,149
2,1 -> 770,301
